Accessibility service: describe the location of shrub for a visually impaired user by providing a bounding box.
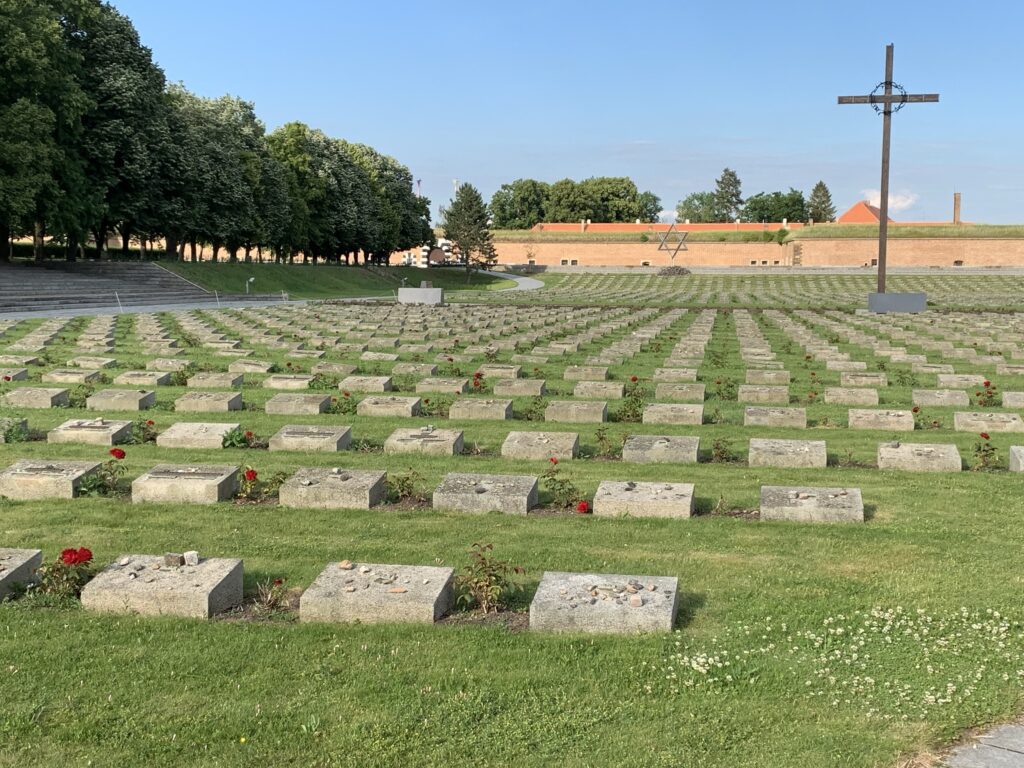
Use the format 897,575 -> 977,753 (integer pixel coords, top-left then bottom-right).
974,381 -> 998,407
972,433 -> 998,471
36,547 -> 95,599
387,470 -> 428,503
1,417 -> 29,444
710,437 -> 736,464
130,417 -> 157,444
615,379 -> 648,423
455,543 -> 524,614
222,427 -> 261,449
328,392 -> 357,415
542,458 -> 583,509
78,451 -> 127,496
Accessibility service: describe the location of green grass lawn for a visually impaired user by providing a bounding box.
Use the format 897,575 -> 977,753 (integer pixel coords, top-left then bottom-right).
1,306 -> 1023,766
162,262 -> 515,299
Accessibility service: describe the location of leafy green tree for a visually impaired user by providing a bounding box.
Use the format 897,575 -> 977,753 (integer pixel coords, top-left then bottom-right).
635,190 -> 662,223
807,180 -> 836,223
543,178 -> 590,222
441,183 -> 496,281
714,167 -> 743,221
490,178 -> 549,229
675,191 -> 719,223
741,188 -> 808,223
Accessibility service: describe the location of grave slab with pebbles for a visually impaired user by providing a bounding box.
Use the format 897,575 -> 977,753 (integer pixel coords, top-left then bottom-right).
186,373 -> 242,388
953,412 -> 1024,433
847,409 -> 915,431
85,389 -> 155,411
737,385 -> 789,405
492,378 -> 546,397
529,571 -> 679,634
132,465 -> 239,504
41,368 -> 101,384
824,387 -> 879,406
0,548 -> 42,599
384,427 -> 464,456
432,473 -> 538,515
573,381 -> 625,399
113,371 -> 171,387
339,375 -> 393,393
264,393 -> 331,415
937,374 -> 987,388
760,486 -> 864,523
642,403 -> 703,426
81,554 -> 243,619
356,395 -> 421,417
911,389 -> 971,407
563,366 -> 608,381
621,435 -> 699,464
415,377 -> 469,394
448,398 -> 512,421
278,467 -> 387,510
156,421 -> 239,450
174,391 -> 243,412
262,374 -> 314,390
654,383 -> 705,402
0,460 -> 101,500
743,406 -> 807,429
544,400 -> 607,423
145,358 -> 190,372
269,425 -> 351,452
877,441 -> 962,472
300,561 -> 455,624
47,418 -> 132,446
748,438 -> 827,469
501,431 -> 579,461
1,387 -> 68,409
592,481 -> 695,518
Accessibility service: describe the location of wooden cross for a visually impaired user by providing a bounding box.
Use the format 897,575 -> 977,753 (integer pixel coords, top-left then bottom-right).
838,44 -> 938,293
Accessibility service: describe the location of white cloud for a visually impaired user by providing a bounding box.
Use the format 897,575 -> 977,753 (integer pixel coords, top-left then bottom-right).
658,209 -> 677,223
861,188 -> 919,212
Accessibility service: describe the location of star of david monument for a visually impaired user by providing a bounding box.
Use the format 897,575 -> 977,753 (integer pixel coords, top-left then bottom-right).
838,43 -> 939,313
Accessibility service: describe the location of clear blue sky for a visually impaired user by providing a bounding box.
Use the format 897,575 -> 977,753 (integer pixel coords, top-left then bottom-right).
111,0 -> 1023,223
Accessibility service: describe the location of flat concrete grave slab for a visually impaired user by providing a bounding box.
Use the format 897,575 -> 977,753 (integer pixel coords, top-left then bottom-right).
67,356 -> 115,369
415,377 -> 469,394
0,368 -> 27,381
529,571 -> 678,634
563,366 -> 607,381
360,351 -> 398,362
737,385 -> 789,405
746,370 -> 790,385
743,406 -> 807,429
642,403 -> 703,425
384,427 -> 464,456
339,375 -> 392,393
432,473 -> 538,515
937,374 -> 987,388
392,363 -> 437,376
113,371 -> 171,387
41,368 -> 100,384
0,460 -> 101,500
263,374 -> 314,390
85,388 -> 155,411
847,409 -> 915,431
312,362 -> 357,377
448,398 -> 512,420
1002,392 -> 1024,408
545,400 -> 607,423
2,387 -> 69,409
278,467 -> 387,510
760,486 -> 864,523
912,389 -> 971,407
269,425 -> 351,452
48,418 -> 132,446
81,554 -> 242,618
593,481 -> 695,518
574,381 -> 625,399
356,395 -> 421,417
621,435 -> 699,464
653,368 -> 697,383
476,364 -> 521,379
265,393 -> 330,415
825,387 -> 879,406
492,378 -> 546,397
186,373 -> 242,388
0,548 -> 43,599
1010,446 -> 1024,472
748,438 -> 827,469
146,358 -> 190,372
174,391 -> 243,412
300,561 -> 455,624
156,421 -> 239,450
228,359 -> 273,374
132,464 -> 239,504
501,431 -> 579,461
877,441 -> 961,472
841,372 -> 888,387
0,355 -> 40,366
654,383 -> 705,402
953,412 -> 1024,433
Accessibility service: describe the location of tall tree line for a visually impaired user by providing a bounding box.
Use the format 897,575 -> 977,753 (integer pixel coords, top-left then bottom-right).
490,177 -> 661,229
0,0 -> 432,264
675,169 -> 837,224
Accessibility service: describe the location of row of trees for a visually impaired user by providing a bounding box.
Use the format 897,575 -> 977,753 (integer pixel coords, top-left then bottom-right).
675,169 -> 837,224
489,177 -> 661,229
0,0 -> 431,263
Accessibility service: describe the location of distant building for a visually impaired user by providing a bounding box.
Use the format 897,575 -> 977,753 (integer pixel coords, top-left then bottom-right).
837,201 -> 894,224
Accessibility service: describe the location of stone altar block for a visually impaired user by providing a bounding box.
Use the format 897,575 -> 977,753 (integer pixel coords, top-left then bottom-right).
300,561 -> 454,624
748,438 -> 827,469
132,464 -> 239,504
529,571 -> 679,634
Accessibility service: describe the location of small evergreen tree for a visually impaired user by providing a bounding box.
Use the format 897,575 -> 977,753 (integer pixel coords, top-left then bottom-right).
441,183 -> 496,281
807,180 -> 836,223
714,168 -> 743,221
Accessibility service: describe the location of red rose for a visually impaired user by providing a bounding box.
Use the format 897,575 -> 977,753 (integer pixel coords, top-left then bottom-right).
473,372 -> 482,378
576,500 -> 590,514
630,376 -> 638,383
60,548 -> 79,565
983,380 -> 991,387
146,419 -> 154,426
473,380 -> 480,387
2,375 -> 10,382
549,457 -> 558,465
976,392 -> 982,396
109,448 -> 126,460
244,431 -> 254,439
273,578 -> 283,586
286,362 -> 292,367
912,406 -> 920,413
424,398 -> 431,404
244,468 -> 258,482
810,372 -> 817,377
76,547 -> 92,564
343,391 -> 350,398
980,432 -> 990,441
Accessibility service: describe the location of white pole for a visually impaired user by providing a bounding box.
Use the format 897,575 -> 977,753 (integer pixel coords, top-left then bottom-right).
114,291 -> 124,313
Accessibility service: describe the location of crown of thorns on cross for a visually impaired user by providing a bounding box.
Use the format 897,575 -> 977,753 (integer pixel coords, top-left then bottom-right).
656,224 -> 688,260
870,80 -> 909,114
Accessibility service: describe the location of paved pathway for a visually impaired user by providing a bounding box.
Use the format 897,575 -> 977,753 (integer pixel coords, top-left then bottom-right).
478,271 -> 544,291
945,724 -> 1024,767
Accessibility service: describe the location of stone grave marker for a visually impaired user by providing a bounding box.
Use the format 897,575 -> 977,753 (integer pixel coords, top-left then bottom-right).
392,363 -> 438,376
432,473 -> 538,515
748,438 -> 827,469
1,387 -> 69,409
174,392 -> 243,412
113,371 -> 171,387
269,425 -> 352,452
278,467 -> 387,509
312,362 -> 357,377
156,422 -> 239,450
67,356 -> 115,369
357,396 -> 421,417
0,548 -> 43,600
265,393 -> 331,415
743,406 -> 807,429
42,368 -> 100,385
746,370 -> 790,385
501,431 -> 579,461
529,571 -> 679,634
132,464 -> 239,504
81,554 -> 243,618
384,427 -> 464,456
825,387 -> 879,406
1002,392 -> 1024,408
300,561 -> 454,624
621,435 -> 699,464
654,383 -> 705,402
563,366 -> 607,381
953,412 -> 1024,433
47,418 -> 132,446
415,377 -> 469,394
1009,446 -> 1023,472
937,374 -> 987,388
493,378 -> 546,397
263,374 -> 315,390
186,373 -> 243,388
0,368 -> 27,381
477,364 -> 521,379
592,481 -> 695,518
841,372 -> 888,387
574,381 -> 625,399
0,460 -> 101,500
448,398 -> 512,421
912,389 -> 970,407
737,385 -> 789,405
545,400 -> 607,423
228,360 -> 273,374
760,486 -> 864,523
642,403 -> 703,425
339,375 -> 393,393
85,389 -> 155,411
847,409 -> 915,431
146,358 -> 190,372
877,441 -> 961,472
653,368 -> 697,383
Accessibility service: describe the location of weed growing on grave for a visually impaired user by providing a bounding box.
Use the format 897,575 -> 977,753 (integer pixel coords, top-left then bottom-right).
254,578 -> 290,616
893,369 -> 917,387
455,542 -> 524,614
78,450 -> 127,497
542,458 -> 583,509
387,470 -> 428,504
309,373 -> 338,391
1,417 -> 28,443
711,377 -> 737,401
974,381 -> 998,407
484,348 -> 499,363
710,438 -> 736,464
32,547 -> 95,601
66,383 -> 95,409
522,396 -> 548,421
707,407 -> 724,424
971,433 -> 998,471
594,426 -> 620,458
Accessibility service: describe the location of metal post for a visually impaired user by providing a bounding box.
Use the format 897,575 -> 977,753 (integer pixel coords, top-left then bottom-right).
114,291 -> 123,313
876,43 -> 894,294
215,290 -> 220,308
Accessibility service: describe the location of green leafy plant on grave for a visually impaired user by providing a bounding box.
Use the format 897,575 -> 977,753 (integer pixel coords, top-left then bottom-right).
78,450 -> 127,497
253,578 -> 290,617
541,458 -> 583,509
169,367 -> 194,387
893,369 -> 918,387
711,377 -> 737,401
387,469 -> 428,504
130,417 -> 157,444
705,349 -> 726,367
439,360 -> 463,378
34,547 -> 96,600
328,392 -> 357,415
710,437 -> 737,464
875,360 -> 888,372
1,417 -> 29,444
484,348 -> 499,363
594,426 -> 620,459
974,380 -> 998,407
707,407 -> 724,424
521,395 -> 548,421
420,395 -> 452,418
222,427 -> 262,449
615,378 -> 648,423
455,542 -> 525,614
67,383 -> 95,409
971,433 -> 998,471
309,373 -> 338,391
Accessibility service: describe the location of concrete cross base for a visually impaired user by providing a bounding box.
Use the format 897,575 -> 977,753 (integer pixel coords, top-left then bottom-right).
868,292 -> 927,313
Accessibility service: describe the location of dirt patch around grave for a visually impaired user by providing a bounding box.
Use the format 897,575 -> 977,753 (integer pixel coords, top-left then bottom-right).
439,609 -> 529,633
217,587 -> 302,623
